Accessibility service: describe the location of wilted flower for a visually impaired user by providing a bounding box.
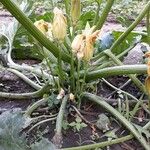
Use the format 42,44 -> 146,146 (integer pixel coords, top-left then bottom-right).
34,19 -> 48,35
71,34 -> 85,59
83,30 -> 100,61
71,22 -> 100,61
71,0 -> 81,25
52,7 -> 67,41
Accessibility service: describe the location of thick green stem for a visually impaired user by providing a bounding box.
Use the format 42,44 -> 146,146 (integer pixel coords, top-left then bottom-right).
92,40 -> 139,70
57,43 -> 65,88
146,9 -> 150,43
25,98 -> 48,116
70,53 -> 75,92
62,135 -> 133,150
95,0 -> 115,30
0,81 -> 50,99
82,92 -> 150,150
0,0 -> 70,63
52,95 -> 68,148
110,2 -> 150,52
103,49 -> 146,93
83,64 -> 147,81
8,68 -> 41,90
64,0 -> 71,29
55,95 -> 68,134
93,0 -> 101,25
64,0 -> 70,16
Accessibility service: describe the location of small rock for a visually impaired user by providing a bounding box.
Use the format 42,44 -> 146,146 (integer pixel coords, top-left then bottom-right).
123,43 -> 145,65
96,113 -> 111,132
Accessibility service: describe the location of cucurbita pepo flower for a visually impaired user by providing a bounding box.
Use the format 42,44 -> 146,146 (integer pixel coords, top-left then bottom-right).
71,22 -> 100,61
52,7 -> 67,41
71,34 -> 85,60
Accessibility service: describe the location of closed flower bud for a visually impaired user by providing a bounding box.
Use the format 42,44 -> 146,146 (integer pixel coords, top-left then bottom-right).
71,0 -> 81,25
34,19 -> 48,35
52,7 -> 67,41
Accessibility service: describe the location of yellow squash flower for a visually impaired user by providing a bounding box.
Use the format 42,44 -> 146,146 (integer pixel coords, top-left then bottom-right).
71,34 -> 85,59
83,30 -> 100,61
52,7 -> 67,41
71,22 -> 100,61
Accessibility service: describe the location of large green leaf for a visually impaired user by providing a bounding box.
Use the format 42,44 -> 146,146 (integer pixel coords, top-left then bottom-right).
0,0 -> 34,61
31,138 -> 56,150
111,31 -> 144,55
0,109 -> 29,150
0,109 -> 57,150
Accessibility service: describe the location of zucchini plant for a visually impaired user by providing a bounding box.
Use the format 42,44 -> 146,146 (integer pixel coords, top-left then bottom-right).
0,0 -> 150,149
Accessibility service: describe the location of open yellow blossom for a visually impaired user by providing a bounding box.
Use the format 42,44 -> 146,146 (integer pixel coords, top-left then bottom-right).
34,19 -> 48,35
52,7 -> 67,41
71,23 -> 100,61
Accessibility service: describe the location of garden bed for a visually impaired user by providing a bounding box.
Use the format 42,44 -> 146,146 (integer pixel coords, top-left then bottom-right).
0,1 -> 149,150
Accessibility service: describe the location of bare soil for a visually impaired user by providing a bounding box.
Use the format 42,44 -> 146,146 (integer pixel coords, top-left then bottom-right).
0,63 -> 147,150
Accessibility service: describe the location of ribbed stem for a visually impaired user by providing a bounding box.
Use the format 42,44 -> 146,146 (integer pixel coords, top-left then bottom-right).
146,9 -> 150,43
83,64 -> 147,81
0,81 -> 50,99
95,0 -> 115,30
93,0 -> 102,25
52,95 -> 68,148
25,98 -> 48,116
63,135 -> 133,150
